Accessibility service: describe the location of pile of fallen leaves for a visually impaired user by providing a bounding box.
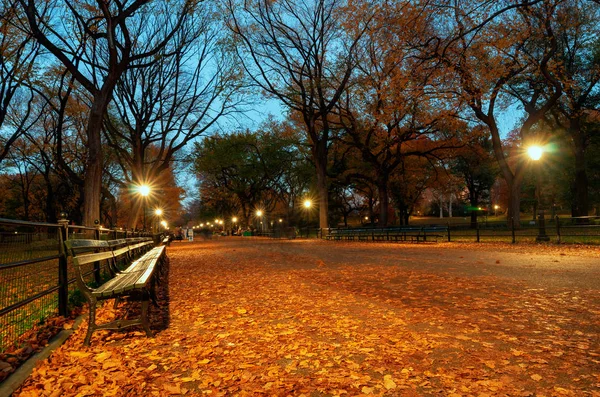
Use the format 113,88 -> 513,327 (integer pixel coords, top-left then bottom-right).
0,313 -> 78,383
14,239 -> 600,396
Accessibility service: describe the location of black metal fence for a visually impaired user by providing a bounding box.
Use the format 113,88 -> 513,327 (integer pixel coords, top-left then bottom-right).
307,215 -> 600,244
0,218 -> 151,351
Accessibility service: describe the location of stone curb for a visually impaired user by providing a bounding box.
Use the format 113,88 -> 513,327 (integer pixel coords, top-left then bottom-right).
0,315 -> 85,396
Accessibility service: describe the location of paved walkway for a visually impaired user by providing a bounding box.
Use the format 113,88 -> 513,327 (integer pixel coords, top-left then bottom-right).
16,239 -> 600,396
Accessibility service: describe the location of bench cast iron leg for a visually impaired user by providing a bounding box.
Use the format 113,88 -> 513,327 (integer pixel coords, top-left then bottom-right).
141,296 -> 153,337
84,297 -> 98,346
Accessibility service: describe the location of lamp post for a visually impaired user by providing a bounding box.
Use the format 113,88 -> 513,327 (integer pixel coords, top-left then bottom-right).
137,184 -> 150,231
232,216 -> 238,235
303,200 -> 312,238
256,210 -> 263,234
494,205 -> 499,217
154,208 -> 163,232
527,145 -> 550,242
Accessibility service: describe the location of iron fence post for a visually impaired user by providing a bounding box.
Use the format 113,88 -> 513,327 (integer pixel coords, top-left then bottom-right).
476,222 -> 480,242
447,222 -> 451,242
57,217 -> 69,317
556,215 -> 561,244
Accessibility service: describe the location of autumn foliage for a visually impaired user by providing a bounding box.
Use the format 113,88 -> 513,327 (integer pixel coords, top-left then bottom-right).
14,239 -> 600,396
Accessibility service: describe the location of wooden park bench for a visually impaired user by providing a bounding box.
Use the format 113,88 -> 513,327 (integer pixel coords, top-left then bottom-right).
65,237 -> 167,345
325,226 -> 448,243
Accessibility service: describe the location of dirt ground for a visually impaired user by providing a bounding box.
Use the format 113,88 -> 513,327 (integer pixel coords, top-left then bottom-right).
14,238 -> 600,396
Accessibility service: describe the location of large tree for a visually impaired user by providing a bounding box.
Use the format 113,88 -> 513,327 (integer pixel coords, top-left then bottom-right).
226,0 -> 372,228
431,0 -> 563,225
0,0 -> 41,162
19,0 -> 194,226
548,1 -> 600,217
193,128 -> 301,227
105,2 -> 243,194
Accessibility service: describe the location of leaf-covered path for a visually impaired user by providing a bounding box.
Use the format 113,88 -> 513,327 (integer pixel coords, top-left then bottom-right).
16,239 -> 600,396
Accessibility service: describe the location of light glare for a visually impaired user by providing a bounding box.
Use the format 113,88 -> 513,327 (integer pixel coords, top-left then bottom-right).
527,145 -> 543,161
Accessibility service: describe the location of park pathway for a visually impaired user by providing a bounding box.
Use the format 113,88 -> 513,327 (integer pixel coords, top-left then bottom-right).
15,238 -> 600,396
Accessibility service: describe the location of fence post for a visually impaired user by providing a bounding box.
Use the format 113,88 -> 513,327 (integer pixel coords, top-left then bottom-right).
476,222 -> 480,243
57,215 -> 69,317
511,217 -> 516,244
447,222 -> 451,242
555,215 -> 561,244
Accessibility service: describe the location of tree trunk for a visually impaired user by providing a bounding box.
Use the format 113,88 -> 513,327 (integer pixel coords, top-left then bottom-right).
449,194 -> 453,218
439,195 -> 443,218
572,125 -> 588,217
507,178 -> 522,227
82,96 -> 108,227
44,177 -> 57,223
470,211 -> 478,229
314,144 -> 329,229
377,179 -> 389,227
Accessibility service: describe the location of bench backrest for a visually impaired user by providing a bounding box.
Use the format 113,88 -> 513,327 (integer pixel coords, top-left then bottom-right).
65,238 -> 153,267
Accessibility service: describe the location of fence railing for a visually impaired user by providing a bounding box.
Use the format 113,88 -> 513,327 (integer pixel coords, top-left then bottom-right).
302,215 -> 600,244
0,218 -> 152,351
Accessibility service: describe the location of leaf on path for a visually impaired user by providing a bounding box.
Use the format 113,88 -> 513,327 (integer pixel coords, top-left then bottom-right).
383,374 -> 396,390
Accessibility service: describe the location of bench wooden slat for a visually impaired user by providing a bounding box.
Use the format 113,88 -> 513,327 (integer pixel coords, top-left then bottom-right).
135,247 -> 165,288
71,251 -> 115,266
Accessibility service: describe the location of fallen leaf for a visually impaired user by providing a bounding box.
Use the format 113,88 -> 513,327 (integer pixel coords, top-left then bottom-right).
383,374 -> 396,390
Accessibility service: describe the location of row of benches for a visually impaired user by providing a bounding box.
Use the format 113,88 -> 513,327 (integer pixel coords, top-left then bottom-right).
66,236 -> 169,345
324,227 -> 448,243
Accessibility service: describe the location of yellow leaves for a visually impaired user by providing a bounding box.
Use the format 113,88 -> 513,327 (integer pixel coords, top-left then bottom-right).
69,352 -> 91,358
145,364 -> 158,372
162,383 -> 184,395
94,351 -> 111,363
14,240 -> 600,396
101,360 -> 119,371
484,361 -> 496,369
383,374 -> 396,390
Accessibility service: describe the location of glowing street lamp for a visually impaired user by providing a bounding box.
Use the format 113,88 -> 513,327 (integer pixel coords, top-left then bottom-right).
255,210 -> 264,233
527,145 -> 543,161
494,205 -> 499,217
527,144 -> 549,241
136,184 -> 151,231
155,208 -> 163,216
138,185 -> 150,197
302,199 -> 313,237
